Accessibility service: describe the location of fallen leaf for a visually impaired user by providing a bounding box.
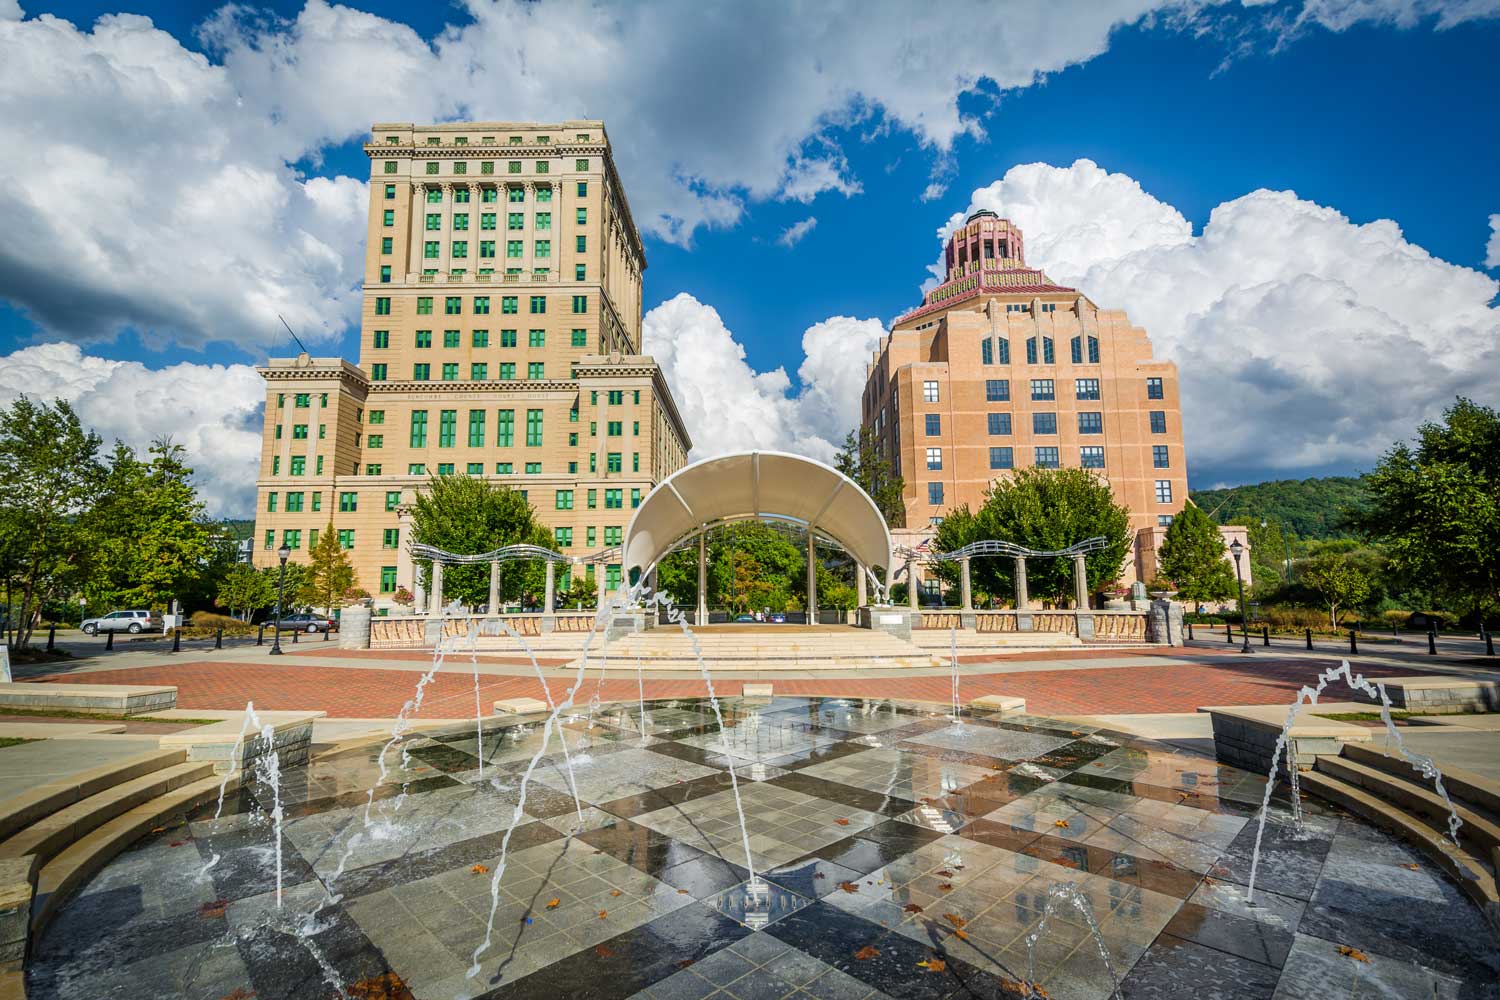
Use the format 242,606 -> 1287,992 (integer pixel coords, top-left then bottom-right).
594,944 -> 616,958
1053,820 -> 1069,829
813,872 -> 826,880
939,883 -> 954,892
169,840 -> 187,848
954,929 -> 969,941
903,904 -> 924,914
834,818 -> 851,826
470,864 -> 489,874
838,881 -> 861,894
916,958 -> 947,973
1337,946 -> 1370,963
675,959 -> 695,970
944,914 -> 967,929
546,898 -> 561,909
854,945 -> 881,961
150,827 -> 167,834
1208,865 -> 1231,878
347,971 -> 414,1000
610,889 -> 623,897
597,910 -> 608,919
219,989 -> 256,1000
198,899 -> 228,919
1401,863 -> 1420,871
934,869 -> 955,877
676,888 -> 691,895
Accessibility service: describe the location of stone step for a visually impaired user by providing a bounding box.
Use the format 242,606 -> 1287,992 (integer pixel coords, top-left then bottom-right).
1341,741 -> 1500,816
1314,755 -> 1500,854
0,749 -> 186,844
0,761 -> 218,867
1299,769 -> 1499,931
30,772 -> 238,937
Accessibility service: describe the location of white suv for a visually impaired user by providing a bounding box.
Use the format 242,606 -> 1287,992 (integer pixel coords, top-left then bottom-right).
81,610 -> 162,635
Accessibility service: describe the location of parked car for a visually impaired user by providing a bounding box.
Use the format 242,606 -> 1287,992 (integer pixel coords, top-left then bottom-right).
81,610 -> 162,635
734,614 -> 756,623
769,613 -> 787,624
277,613 -> 339,634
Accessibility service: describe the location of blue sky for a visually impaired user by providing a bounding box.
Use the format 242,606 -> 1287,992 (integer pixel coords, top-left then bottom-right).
0,0 -> 1496,513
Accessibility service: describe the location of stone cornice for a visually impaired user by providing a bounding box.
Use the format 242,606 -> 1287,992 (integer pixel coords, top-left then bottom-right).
364,143 -> 608,159
364,379 -> 583,394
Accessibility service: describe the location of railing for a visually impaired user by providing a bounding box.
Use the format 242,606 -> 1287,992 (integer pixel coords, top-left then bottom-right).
975,613 -> 1019,633
1093,613 -> 1148,641
371,617 -> 426,649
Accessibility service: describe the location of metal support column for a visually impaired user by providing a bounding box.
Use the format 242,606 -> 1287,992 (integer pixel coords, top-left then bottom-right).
1072,553 -> 1089,610
697,534 -> 708,626
1014,557 -> 1030,610
488,561 -> 501,614
960,557 -> 973,611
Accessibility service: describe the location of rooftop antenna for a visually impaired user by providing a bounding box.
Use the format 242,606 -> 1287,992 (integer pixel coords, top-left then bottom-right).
277,314 -> 311,356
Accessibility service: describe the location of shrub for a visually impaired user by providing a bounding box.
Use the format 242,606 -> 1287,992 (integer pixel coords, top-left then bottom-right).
189,611 -> 242,629
1380,609 -> 1411,627
1261,606 -> 1329,629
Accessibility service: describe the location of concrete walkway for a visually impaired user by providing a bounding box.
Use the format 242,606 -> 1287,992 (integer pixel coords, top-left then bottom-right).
0,735 -> 164,801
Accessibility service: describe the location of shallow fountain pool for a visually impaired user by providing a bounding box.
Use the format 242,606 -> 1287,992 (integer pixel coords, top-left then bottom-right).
27,697 -> 1500,1000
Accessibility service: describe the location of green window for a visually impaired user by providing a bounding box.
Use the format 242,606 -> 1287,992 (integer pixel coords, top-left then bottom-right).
535,212 -> 551,231
266,492 -> 278,512
524,462 -> 541,474
470,363 -> 487,380
577,181 -> 588,197
607,421 -> 621,436
380,237 -> 393,254
410,410 -> 428,447
372,330 -> 389,349
468,409 -> 485,446
555,527 -> 572,548
274,424 -> 282,439
497,409 -> 514,446
587,489 -> 597,509
284,529 -> 301,550
508,187 -> 524,202
383,161 -> 397,175
451,241 -> 467,259
604,526 -> 622,545
427,189 -> 442,203
384,183 -> 396,199
500,329 -> 517,347
453,188 -> 469,203
423,241 -> 439,259
367,434 -> 383,449
371,363 -> 387,381
568,432 -> 578,446
481,213 -> 496,230
632,421 -> 639,435
526,409 -> 543,446
437,463 -> 454,475
385,491 -> 401,511
506,240 -> 522,258
383,529 -> 399,549
425,213 -> 441,231
408,463 -> 426,475
413,363 -> 430,380
453,213 -> 469,230
508,212 -> 523,229
608,390 -> 623,405
501,296 -> 518,314
445,296 -> 462,315
311,492 -> 321,512
605,489 -> 622,509
466,463 -> 483,475
366,464 -> 382,475
556,489 -> 573,510
382,210 -> 394,226
481,183 -> 497,198
536,186 -> 551,202
368,410 -> 385,424
265,530 -> 274,550
575,264 -> 586,281
337,530 -> 354,550
339,492 -> 357,512
534,240 -> 550,258
380,566 -> 397,593
443,329 -> 460,348
316,455 -> 324,474
441,363 -> 458,381
374,297 -> 390,315
417,297 -> 433,315
415,330 -> 432,348
572,295 -> 587,313
290,455 -> 305,476
495,462 -> 513,474
529,296 -> 546,314
479,241 -> 495,259
606,565 -> 622,590
508,161 -> 521,174
438,410 -> 457,447
587,527 -> 596,547
426,161 -> 439,175
527,362 -> 544,380
499,362 -> 516,380
528,329 -> 545,347
607,452 -> 622,473
473,296 -> 490,315
577,236 -> 587,254
589,453 -> 596,473
631,488 -> 642,508
535,162 -> 549,174
576,207 -> 587,224
632,453 -> 639,472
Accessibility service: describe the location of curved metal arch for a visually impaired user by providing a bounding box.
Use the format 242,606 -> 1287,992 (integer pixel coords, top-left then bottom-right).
646,515 -> 886,595
408,542 -> 570,566
916,535 -> 1111,563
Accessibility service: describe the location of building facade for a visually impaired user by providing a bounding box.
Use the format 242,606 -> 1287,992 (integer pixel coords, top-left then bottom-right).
862,211 -> 1217,590
252,121 -> 691,609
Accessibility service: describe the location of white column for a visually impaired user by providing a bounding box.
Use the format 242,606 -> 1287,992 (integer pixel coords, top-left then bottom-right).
697,533 -> 708,626
544,561 -> 556,614
1073,553 -> 1090,610
1014,557 -> 1030,611
488,560 -> 501,613
907,558 -> 919,610
960,557 -> 973,611
596,562 -> 607,607
856,565 -> 868,608
806,531 -> 818,622
430,561 -> 445,614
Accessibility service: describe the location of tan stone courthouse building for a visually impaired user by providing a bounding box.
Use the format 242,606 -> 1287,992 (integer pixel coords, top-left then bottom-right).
861,210 -> 1245,596
251,121 -> 690,609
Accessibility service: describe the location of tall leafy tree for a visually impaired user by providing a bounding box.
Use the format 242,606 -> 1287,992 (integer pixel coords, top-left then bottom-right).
1300,552 -> 1374,627
1358,397 -> 1500,618
216,564 -> 275,621
937,468 -> 1131,604
834,428 -> 905,527
1156,504 -> 1235,604
409,474 -> 550,606
300,520 -> 356,612
0,399 -> 106,648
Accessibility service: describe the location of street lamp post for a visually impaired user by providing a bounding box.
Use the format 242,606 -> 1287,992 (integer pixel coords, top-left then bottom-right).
270,542 -> 291,656
1230,538 -> 1252,654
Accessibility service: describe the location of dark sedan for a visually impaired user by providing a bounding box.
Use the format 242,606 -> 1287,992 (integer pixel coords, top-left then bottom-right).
277,613 -> 339,633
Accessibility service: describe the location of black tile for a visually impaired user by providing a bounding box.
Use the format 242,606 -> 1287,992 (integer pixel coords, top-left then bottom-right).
659,854 -> 752,899
1160,901 -> 1293,968
192,819 -> 319,903
408,741 -> 484,773
765,740 -> 871,772
803,823 -> 941,877
1119,933 -> 1279,1000
767,772 -> 919,818
29,885 -> 230,981
1209,814 -> 1334,901
850,820 -> 944,857
336,820 -> 563,898
762,858 -> 865,901
956,818 -> 1045,854
255,773 -> 462,821
598,772 -> 740,818
235,897 -> 399,1000
1027,738 -> 1119,773
579,817 -> 713,876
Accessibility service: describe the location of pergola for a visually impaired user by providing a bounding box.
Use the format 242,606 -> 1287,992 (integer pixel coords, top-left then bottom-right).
906,536 -> 1112,611
408,541 -> 618,614
622,451 -> 893,623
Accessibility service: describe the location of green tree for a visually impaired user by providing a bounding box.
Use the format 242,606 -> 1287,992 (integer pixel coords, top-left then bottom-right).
216,564 -> 275,621
0,399 -> 106,648
300,520 -> 356,612
1300,551 -> 1374,627
409,474 -> 549,606
834,428 -> 905,527
1156,504 -> 1235,604
940,468 -> 1131,605
1357,397 -> 1500,619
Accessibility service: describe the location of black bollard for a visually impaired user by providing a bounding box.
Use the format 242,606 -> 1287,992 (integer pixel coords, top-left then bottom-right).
215,627 -> 223,650
46,625 -> 55,651
1262,625 -> 1270,647
322,625 -> 330,642
105,629 -> 114,650
1349,630 -> 1358,655
171,627 -> 181,653
1488,631 -> 1495,657
257,624 -> 265,646
1305,628 -> 1312,650
1226,623 -> 1233,644
1428,629 -> 1437,655
1188,622 -> 1195,641
292,628 -> 299,644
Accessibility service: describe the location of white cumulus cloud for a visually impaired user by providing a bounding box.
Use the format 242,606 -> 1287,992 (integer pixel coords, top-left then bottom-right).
1486,213 -> 1500,269
0,343 -> 264,514
935,160 -> 1500,483
642,295 -> 884,464
777,217 -> 818,248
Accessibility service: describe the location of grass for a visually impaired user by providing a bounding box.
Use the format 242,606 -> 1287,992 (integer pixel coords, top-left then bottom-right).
0,737 -> 38,750
1315,710 -> 1414,723
0,706 -> 223,725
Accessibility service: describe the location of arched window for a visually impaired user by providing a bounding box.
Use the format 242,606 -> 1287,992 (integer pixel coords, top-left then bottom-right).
997,338 -> 1010,364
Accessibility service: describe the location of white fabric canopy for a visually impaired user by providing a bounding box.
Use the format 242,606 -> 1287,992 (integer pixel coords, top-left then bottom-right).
622,451 -> 893,576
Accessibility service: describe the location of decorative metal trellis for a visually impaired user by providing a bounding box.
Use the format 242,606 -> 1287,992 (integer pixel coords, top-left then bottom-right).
898,535 -> 1111,564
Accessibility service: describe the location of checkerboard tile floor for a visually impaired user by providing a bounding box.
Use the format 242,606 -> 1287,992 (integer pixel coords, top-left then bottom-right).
26,697 -> 1500,1000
